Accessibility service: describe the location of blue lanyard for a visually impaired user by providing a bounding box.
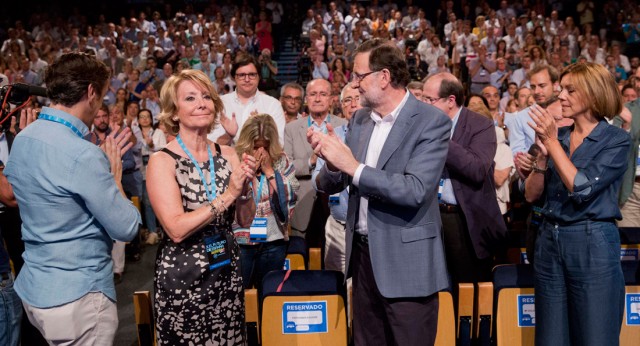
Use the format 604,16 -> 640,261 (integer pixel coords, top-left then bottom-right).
252,174 -> 266,208
38,114 -> 84,138
176,135 -> 217,202
307,115 -> 331,133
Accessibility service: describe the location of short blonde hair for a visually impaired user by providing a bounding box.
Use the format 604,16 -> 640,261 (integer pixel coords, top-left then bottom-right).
235,114 -> 283,163
158,69 -> 223,136
467,101 -> 493,121
560,62 -> 623,120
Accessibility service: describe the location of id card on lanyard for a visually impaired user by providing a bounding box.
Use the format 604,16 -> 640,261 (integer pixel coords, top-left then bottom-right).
249,174 -> 268,242
176,135 -> 227,268
204,233 -> 231,270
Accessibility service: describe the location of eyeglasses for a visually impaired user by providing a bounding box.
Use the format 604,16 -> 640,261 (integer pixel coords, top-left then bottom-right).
351,70 -> 378,84
341,95 -> 360,104
236,72 -> 259,80
422,96 -> 443,104
282,95 -> 303,103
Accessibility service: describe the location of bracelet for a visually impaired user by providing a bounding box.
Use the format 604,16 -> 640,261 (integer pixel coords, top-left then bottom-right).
209,200 -> 219,215
216,195 -> 227,212
238,188 -> 253,201
267,174 -> 276,181
531,160 -> 548,174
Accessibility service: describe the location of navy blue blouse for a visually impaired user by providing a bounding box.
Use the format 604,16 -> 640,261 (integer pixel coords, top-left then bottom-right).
542,120 -> 631,223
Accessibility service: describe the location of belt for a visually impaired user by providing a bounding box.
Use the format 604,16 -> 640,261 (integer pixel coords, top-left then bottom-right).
354,232 -> 368,244
471,81 -> 490,85
439,203 -> 460,213
122,168 -> 140,175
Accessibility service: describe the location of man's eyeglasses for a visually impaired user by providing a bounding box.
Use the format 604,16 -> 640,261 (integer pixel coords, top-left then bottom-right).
422,96 -> 443,104
341,96 -> 361,104
282,95 -> 303,103
351,70 -> 378,84
236,72 -> 259,80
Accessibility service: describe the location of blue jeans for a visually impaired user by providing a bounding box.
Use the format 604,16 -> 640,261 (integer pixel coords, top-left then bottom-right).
240,240 -> 288,289
142,181 -> 157,233
534,220 -> 624,346
0,275 -> 22,346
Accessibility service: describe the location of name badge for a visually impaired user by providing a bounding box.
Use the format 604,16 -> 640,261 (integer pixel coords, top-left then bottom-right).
204,233 -> 231,271
329,193 -> 340,205
250,217 -> 268,242
438,179 -> 445,201
233,228 -> 251,245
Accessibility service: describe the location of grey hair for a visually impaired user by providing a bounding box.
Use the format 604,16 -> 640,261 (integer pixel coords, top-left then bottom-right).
280,82 -> 305,98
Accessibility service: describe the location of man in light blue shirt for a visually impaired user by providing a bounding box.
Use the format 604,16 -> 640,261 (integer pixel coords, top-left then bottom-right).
507,65 -> 560,179
312,83 -> 361,274
4,52 -> 141,345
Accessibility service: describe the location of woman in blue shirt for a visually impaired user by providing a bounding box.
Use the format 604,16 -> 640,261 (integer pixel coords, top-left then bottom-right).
524,62 -> 631,345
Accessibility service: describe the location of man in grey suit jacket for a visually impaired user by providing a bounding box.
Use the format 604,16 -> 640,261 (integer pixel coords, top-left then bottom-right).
284,79 -> 346,241
310,39 -> 451,346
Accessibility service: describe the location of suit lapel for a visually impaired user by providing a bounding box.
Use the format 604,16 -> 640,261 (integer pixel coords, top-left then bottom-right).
376,98 -> 416,169
356,114 -> 374,162
452,108 -> 467,143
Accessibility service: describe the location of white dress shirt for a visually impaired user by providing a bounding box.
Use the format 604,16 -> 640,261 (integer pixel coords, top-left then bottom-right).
208,90 -> 286,145
352,91 -> 410,235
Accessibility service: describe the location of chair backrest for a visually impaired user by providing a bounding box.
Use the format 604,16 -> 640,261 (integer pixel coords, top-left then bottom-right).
621,260 -> 640,346
133,291 -> 156,346
476,282 -> 494,346
245,288 -> 261,345
285,236 -> 308,270
435,290 -> 456,346
619,227 -> 640,245
493,264 -> 535,346
260,270 -> 347,346
458,283 -> 474,345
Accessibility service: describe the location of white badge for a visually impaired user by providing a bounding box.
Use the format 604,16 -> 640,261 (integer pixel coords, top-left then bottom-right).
250,217 -> 268,242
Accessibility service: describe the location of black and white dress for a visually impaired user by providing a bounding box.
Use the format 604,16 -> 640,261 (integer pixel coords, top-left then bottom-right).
154,144 -> 245,345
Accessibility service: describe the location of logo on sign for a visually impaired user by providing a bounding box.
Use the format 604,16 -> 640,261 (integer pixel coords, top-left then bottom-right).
282,301 -> 328,334
621,248 -> 639,261
627,294 -> 640,326
283,258 -> 290,270
518,295 -> 535,327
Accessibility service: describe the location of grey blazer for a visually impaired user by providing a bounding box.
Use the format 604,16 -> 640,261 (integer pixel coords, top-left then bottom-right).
285,114 -> 347,231
316,94 -> 451,298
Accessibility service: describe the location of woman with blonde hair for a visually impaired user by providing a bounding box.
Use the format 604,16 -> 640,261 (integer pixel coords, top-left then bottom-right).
146,69 -> 257,344
234,114 -> 298,288
525,62 -> 631,345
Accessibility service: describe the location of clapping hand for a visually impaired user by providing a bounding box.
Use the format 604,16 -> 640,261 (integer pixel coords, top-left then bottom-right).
103,136 -> 123,181
307,123 -> 359,176
101,125 -> 133,157
527,104 -> 557,145
230,153 -> 257,198
219,111 -> 238,137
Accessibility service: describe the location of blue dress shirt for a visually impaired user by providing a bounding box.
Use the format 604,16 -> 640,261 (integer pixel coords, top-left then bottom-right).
508,106 -> 536,155
312,125 -> 348,222
5,107 -> 141,308
541,121 -> 630,223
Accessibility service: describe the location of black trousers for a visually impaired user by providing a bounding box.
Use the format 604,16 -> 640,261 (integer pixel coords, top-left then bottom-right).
440,207 -> 493,286
351,235 -> 439,346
